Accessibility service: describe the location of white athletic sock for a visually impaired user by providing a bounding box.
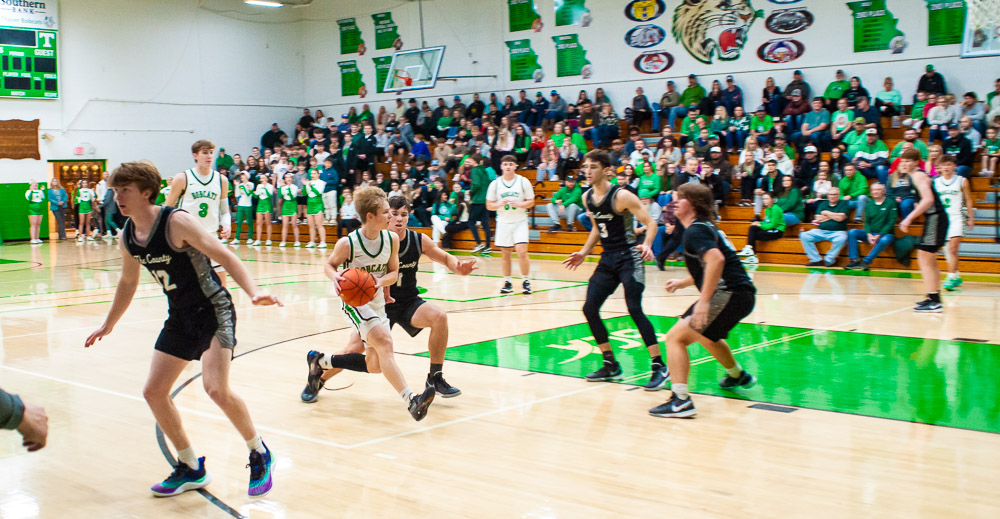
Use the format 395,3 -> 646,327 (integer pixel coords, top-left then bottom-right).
400,387 -> 414,402
504,276 -> 512,284
521,275 -> 529,282
726,363 -> 743,378
318,353 -> 332,369
246,435 -> 265,454
672,383 -> 689,400
177,447 -> 198,469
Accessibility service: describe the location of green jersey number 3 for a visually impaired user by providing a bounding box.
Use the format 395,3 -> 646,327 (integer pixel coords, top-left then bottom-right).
198,202 -> 209,217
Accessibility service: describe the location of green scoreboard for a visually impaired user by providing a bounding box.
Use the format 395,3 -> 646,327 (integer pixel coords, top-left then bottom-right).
1,0 -> 59,99
1,25 -> 57,98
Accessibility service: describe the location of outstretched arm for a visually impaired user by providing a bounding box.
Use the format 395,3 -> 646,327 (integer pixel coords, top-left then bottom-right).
421,233 -> 476,275
171,211 -> 281,306
85,238 -> 141,347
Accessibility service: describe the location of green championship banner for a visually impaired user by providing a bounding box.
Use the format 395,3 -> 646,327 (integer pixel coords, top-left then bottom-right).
508,0 -> 542,32
555,0 -> 591,27
338,60 -> 366,97
552,34 -> 591,78
847,0 -> 905,53
337,18 -> 365,55
505,39 -> 543,81
372,12 -> 402,50
373,56 -> 393,94
926,0 -> 966,46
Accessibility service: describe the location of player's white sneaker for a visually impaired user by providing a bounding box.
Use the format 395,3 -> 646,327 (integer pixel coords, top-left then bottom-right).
230,239 -> 240,246
305,242 -> 316,248
252,240 -> 261,246
737,245 -> 754,257
294,242 -> 301,247
318,242 -> 327,249
265,240 -> 272,246
279,242 -> 287,247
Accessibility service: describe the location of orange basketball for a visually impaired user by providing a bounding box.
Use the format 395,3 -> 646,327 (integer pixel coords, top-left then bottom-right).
339,268 -> 378,307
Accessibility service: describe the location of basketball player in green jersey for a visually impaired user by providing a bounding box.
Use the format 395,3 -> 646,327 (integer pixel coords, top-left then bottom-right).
164,140 -> 232,284
304,187 -> 436,421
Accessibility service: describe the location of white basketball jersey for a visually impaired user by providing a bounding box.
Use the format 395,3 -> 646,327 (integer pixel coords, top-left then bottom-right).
180,169 -> 223,233
344,229 -> 394,306
934,175 -> 965,216
487,175 -> 533,224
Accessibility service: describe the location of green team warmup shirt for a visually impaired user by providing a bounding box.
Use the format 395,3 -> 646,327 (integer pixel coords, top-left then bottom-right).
551,184 -> 583,208
984,138 -> 1000,155
750,115 -> 773,134
823,80 -> 850,100
864,197 -> 898,236
75,188 -> 96,213
814,199 -> 850,231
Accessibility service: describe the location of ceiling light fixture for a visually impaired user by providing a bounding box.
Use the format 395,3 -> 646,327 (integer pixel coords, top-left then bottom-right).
244,0 -> 283,7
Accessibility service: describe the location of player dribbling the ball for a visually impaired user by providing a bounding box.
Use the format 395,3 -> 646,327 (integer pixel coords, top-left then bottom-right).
304,187 -> 435,421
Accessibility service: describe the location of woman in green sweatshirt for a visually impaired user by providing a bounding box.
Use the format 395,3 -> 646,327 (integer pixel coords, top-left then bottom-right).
775,175 -> 804,226
738,192 -> 785,263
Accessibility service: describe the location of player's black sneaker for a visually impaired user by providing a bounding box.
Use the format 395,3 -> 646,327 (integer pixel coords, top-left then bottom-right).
914,300 -> 943,313
427,371 -> 461,398
301,350 -> 324,403
408,386 -> 436,421
585,360 -> 623,382
479,247 -> 492,256
500,280 -> 514,294
522,280 -> 532,294
719,370 -> 756,390
649,393 -> 696,418
643,363 -> 670,391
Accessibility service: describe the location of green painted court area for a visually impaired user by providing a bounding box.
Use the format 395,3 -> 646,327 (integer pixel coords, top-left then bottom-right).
424,316 -> 1000,434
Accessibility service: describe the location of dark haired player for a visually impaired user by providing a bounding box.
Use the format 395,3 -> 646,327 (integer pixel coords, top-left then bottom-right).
899,149 -> 949,312
651,183 -> 757,419
85,161 -> 282,497
302,196 -> 477,402
563,150 -> 667,390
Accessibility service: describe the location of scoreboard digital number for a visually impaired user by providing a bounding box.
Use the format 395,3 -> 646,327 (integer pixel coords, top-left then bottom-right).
1,25 -> 57,99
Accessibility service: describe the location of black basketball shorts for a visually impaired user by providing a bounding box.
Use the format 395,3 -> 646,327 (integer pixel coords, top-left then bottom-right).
917,211 -> 948,253
155,301 -> 237,361
682,289 -> 755,342
386,296 -> 427,337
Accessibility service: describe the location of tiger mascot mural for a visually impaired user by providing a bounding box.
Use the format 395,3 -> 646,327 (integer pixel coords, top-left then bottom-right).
672,0 -> 763,64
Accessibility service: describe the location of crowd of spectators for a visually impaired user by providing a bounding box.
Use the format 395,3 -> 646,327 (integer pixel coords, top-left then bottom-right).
189,65 -> 998,266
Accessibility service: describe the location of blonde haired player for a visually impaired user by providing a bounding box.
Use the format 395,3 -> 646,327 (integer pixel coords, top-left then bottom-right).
933,155 -> 975,291
303,187 -> 435,421
164,140 -> 232,284
487,155 -> 535,294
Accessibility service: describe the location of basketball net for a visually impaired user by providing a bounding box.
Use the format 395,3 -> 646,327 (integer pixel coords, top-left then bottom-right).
391,69 -> 413,88
967,0 -> 1000,32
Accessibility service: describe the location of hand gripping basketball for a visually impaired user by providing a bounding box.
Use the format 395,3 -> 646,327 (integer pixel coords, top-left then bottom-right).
339,268 -> 378,307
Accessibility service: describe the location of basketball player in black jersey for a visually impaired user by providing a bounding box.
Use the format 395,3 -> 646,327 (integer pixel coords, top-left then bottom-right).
898,149 -> 949,313
301,196 -> 477,402
563,150 -> 667,390
651,183 -> 757,418
85,161 -> 282,498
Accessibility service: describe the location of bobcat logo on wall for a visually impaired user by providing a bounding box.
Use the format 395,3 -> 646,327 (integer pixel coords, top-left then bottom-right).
625,24 -> 666,48
672,0 -> 763,64
634,51 -> 675,74
756,38 -> 804,63
765,8 -> 813,34
625,0 -> 666,22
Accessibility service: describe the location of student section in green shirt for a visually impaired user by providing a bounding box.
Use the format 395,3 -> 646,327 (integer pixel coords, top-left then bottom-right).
838,173 -> 869,199
864,198 -> 898,236
551,184 -> 583,208
776,188 -> 804,222
760,204 -> 786,232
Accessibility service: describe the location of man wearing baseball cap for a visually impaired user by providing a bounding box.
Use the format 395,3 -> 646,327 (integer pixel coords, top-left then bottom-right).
942,123 -> 975,177
722,75 -> 744,116
785,69 -> 811,102
658,80 -> 680,130
670,74 -> 706,129
543,90 -> 567,131
526,91 -> 549,129
823,69 -> 850,110
848,128 -> 890,184
843,117 -> 869,149
917,63 -> 947,97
